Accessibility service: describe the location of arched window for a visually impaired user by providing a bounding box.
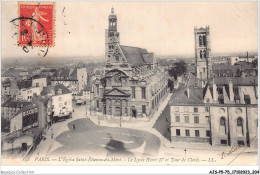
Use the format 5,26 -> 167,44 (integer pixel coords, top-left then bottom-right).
203,35 -> 206,46
204,50 -> 207,58
220,117 -> 226,135
237,117 -> 243,136
200,50 -> 203,59
199,36 -> 202,46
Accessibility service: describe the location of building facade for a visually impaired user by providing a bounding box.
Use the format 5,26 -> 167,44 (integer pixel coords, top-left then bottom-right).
41,84 -> 73,119
92,8 -> 169,118
169,74 -> 258,148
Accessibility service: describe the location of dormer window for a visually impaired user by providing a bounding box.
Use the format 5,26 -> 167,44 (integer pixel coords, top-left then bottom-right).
217,87 -> 223,94
58,89 -> 62,95
244,95 -> 251,104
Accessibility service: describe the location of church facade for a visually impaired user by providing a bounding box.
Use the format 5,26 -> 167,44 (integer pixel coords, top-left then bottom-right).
92,8 -> 169,118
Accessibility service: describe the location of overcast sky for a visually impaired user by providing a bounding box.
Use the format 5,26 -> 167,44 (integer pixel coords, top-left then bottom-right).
2,1 -> 258,60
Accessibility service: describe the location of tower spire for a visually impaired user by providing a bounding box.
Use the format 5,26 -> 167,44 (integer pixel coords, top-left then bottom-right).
111,7 -> 114,14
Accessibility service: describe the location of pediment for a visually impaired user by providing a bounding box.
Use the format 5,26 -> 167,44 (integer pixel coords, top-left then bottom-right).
104,88 -> 130,97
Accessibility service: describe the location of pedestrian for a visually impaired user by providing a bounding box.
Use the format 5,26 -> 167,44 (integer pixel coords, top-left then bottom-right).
72,124 -> 75,130
51,128 -> 54,139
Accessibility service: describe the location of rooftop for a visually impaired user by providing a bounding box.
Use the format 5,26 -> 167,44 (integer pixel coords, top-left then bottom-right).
41,84 -> 71,96
120,45 -> 148,67
2,100 -> 31,109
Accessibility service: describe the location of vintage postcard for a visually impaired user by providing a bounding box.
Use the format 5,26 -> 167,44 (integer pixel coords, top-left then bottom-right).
1,0 -> 259,171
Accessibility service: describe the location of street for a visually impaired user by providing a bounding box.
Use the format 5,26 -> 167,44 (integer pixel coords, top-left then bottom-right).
50,118 -> 161,157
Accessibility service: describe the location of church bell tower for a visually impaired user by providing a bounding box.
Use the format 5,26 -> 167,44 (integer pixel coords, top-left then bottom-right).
105,8 -> 120,63
194,26 -> 211,87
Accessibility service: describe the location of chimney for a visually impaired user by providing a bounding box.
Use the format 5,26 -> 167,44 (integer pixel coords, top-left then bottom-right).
51,89 -> 55,95
58,89 -> 63,95
213,79 -> 218,102
229,81 -> 234,102
187,87 -> 190,98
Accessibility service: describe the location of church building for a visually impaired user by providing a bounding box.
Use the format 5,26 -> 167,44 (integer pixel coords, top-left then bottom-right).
92,8 -> 169,118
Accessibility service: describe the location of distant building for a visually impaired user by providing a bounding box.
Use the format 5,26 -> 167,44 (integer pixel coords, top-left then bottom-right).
169,73 -> 258,148
230,55 -> 257,65
211,57 -> 229,65
32,77 -> 47,87
1,100 -> 31,121
92,8 -> 169,118
17,86 -> 43,101
77,68 -> 88,92
41,84 -> 72,120
51,67 -> 87,95
10,96 -> 49,133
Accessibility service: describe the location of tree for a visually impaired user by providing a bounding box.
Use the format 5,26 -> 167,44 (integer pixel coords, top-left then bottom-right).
168,60 -> 187,80
252,59 -> 258,68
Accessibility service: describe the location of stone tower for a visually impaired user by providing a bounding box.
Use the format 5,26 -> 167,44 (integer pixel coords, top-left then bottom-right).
194,26 -> 211,87
105,8 -> 121,64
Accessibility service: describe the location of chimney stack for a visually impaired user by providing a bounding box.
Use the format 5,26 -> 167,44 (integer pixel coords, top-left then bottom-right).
213,79 -> 218,102
229,81 -> 234,102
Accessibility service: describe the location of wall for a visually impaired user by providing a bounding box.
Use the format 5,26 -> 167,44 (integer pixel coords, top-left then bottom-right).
10,112 -> 22,132
52,93 -> 72,116
32,78 -> 47,87
170,105 -> 210,143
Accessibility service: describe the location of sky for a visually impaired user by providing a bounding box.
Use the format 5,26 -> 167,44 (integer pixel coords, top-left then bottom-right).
1,1 -> 258,60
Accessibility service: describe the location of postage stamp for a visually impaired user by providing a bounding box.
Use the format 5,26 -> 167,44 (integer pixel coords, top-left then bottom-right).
18,2 -> 55,47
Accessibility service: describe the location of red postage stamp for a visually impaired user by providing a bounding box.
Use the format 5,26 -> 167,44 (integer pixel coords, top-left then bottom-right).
18,2 -> 55,47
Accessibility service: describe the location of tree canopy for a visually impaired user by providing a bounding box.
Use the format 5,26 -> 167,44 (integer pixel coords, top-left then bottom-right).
168,60 -> 188,80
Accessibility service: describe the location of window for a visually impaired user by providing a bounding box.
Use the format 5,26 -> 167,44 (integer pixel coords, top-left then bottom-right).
206,98 -> 210,102
220,117 -> 226,135
176,129 -> 180,136
96,85 -> 99,95
194,107 -> 198,113
244,95 -> 251,104
184,107 -> 188,112
203,67 -> 206,73
206,130 -> 211,137
219,98 -> 224,104
205,116 -> 210,123
131,87 -> 136,98
237,117 -> 243,136
36,83 -> 39,87
175,116 -> 180,122
142,105 -> 146,114
175,107 -> 179,112
141,87 -> 146,99
234,88 -> 239,94
195,130 -> 200,137
194,116 -> 199,123
59,97 -> 62,101
64,102 -> 67,105
96,100 -> 99,109
185,129 -> 190,136
205,107 -> 209,112
217,88 -> 223,94
221,140 -> 227,145
237,140 -> 245,146
185,116 -> 189,123
237,118 -> 243,126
